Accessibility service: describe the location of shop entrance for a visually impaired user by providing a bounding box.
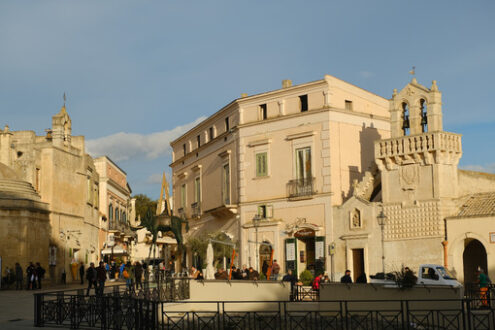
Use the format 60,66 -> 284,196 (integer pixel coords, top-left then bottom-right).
259,242 -> 272,275
463,239 -> 487,284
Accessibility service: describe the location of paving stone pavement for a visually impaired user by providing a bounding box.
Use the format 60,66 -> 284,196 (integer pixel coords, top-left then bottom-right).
0,281 -> 123,330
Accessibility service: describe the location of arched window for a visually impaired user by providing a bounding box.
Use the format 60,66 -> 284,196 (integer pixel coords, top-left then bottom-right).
420,99 -> 428,133
402,102 -> 410,136
116,207 -> 120,222
123,211 -> 127,224
121,210 -> 125,224
109,204 -> 113,221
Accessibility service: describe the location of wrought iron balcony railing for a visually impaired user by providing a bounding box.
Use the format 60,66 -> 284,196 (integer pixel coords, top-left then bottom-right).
287,177 -> 315,199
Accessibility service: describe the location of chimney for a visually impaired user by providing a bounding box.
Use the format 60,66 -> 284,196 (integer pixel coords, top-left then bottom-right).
282,80 -> 292,89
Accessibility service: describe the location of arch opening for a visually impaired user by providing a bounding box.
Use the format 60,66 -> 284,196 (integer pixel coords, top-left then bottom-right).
463,239 -> 487,284
402,102 -> 410,136
420,99 -> 428,133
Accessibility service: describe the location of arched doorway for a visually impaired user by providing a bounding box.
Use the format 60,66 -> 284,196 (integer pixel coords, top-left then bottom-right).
463,239 -> 487,284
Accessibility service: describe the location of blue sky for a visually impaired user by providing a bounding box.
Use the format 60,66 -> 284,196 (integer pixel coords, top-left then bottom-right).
1,1 -> 494,198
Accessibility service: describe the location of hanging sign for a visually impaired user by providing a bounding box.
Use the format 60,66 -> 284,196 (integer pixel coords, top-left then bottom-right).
294,228 -> 315,238
316,241 -> 325,259
286,242 -> 296,261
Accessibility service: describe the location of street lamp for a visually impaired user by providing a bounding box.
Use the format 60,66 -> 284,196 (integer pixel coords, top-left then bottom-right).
252,214 -> 261,271
377,210 -> 387,275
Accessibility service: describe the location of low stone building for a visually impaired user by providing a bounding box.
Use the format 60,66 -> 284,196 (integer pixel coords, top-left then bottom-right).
0,162 -> 50,271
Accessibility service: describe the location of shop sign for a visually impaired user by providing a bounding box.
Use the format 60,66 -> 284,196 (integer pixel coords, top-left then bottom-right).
316,240 -> 325,259
294,228 -> 315,238
286,242 -> 296,261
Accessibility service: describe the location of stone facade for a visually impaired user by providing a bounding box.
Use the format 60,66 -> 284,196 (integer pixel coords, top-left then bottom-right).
171,74 -> 495,284
0,106 -> 100,283
170,75 -> 390,276
94,156 -> 134,263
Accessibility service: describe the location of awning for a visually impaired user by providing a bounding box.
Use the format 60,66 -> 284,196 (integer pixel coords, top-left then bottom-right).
101,245 -> 127,255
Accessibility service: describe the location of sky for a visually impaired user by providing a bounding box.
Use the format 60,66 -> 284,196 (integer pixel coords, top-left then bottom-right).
1,1 -> 494,198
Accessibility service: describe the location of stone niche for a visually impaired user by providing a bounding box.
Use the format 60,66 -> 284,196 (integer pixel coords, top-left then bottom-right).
0,163 -> 50,272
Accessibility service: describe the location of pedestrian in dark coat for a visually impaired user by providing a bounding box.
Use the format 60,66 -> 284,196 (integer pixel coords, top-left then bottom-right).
96,261 -> 107,295
79,262 -> 85,284
15,263 -> 23,290
134,262 -> 143,289
340,270 -> 353,284
86,262 -> 97,296
26,262 -> 36,290
35,262 -> 45,289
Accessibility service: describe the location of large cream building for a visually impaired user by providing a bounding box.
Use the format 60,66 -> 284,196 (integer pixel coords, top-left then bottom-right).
170,75 -> 390,275
171,75 -> 495,284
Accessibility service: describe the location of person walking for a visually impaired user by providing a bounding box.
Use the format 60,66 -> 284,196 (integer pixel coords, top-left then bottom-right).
477,268 -> 490,307
271,260 -> 280,281
123,262 -> 133,290
282,269 -> 297,301
79,262 -> 85,285
15,263 -> 23,290
26,262 -> 36,290
96,261 -> 107,295
340,270 -> 353,283
134,262 -> 143,290
261,261 -> 269,278
35,262 -> 45,289
85,263 -> 97,296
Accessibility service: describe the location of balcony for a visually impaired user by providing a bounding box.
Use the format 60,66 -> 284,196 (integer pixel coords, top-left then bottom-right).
191,202 -> 201,219
287,177 -> 315,200
108,220 -> 121,234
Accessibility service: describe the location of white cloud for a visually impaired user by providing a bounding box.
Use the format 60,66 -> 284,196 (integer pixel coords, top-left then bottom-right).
86,117 -> 206,161
461,163 -> 495,174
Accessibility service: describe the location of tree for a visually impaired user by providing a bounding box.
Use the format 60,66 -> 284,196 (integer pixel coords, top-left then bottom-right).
133,194 -> 157,222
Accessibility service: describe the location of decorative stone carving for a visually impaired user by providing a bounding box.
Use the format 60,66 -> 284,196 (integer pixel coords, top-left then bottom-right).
352,171 -> 375,201
399,163 -> 420,191
350,209 -> 362,229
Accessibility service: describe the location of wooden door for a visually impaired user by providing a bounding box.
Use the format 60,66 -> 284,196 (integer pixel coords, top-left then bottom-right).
352,249 -> 364,283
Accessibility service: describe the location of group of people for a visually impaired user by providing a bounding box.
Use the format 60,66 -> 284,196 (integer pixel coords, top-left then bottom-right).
2,262 -> 46,290
189,260 -> 282,281
340,269 -> 367,284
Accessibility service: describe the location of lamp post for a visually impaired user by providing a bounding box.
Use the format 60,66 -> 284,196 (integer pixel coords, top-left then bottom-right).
377,210 -> 387,275
252,214 -> 261,271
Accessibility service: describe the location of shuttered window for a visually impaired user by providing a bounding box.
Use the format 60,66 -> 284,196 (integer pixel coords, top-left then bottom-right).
256,152 -> 268,177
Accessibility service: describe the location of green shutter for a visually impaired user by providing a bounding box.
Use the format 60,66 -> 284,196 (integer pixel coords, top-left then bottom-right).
256,152 -> 267,177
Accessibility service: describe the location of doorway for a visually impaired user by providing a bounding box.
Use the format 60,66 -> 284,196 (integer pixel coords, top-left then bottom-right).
259,242 -> 272,274
352,248 -> 365,282
463,239 -> 487,284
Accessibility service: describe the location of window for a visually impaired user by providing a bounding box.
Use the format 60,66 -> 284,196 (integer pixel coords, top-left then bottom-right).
123,210 -> 126,223
256,152 -> 268,177
94,183 -> 99,208
183,144 -> 187,156
209,127 -> 214,141
345,100 -> 353,110
259,104 -> 267,120
299,95 -> 308,112
35,168 -> 40,192
257,204 -> 273,219
109,204 -> 113,221
194,177 -> 201,203
115,207 -> 120,222
296,147 -> 312,181
87,177 -> 92,204
181,184 -> 186,208
197,135 -> 201,149
222,163 -> 230,205
225,117 -> 230,132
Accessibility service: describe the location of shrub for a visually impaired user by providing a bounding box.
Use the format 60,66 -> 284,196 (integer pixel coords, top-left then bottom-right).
299,269 -> 314,286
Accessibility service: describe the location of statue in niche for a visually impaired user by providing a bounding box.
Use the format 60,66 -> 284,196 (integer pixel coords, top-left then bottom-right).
351,209 -> 361,229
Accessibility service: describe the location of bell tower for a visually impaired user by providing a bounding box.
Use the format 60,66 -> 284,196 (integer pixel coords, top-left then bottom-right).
375,78 -> 462,204
51,94 -> 72,148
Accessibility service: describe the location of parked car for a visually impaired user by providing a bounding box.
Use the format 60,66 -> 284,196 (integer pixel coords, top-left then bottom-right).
370,264 -> 462,287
